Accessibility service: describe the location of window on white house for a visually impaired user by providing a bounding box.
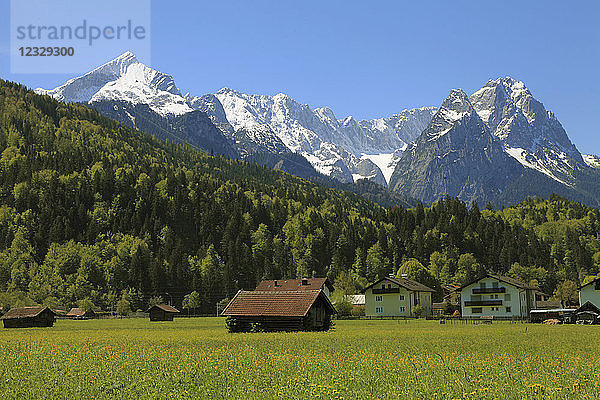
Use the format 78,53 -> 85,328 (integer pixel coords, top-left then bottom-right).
480,282 -> 486,289
399,306 -> 405,312
375,296 -> 383,302
399,295 -> 405,301
506,307 -> 511,313
505,294 -> 511,301
376,307 -> 383,313
492,281 -> 498,288
472,308 -> 482,313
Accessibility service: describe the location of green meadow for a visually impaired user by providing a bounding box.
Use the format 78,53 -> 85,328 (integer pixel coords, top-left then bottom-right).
0,318 -> 598,399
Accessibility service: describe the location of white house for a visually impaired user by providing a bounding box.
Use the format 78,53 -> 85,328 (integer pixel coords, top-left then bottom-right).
363,276 -> 434,317
578,278 -> 600,309
459,275 -> 537,318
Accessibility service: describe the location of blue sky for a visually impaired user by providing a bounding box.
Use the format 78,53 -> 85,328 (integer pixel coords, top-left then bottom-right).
1,0 -> 599,154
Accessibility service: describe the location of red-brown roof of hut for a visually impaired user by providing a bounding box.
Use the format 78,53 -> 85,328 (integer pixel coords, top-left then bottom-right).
222,290 -> 335,317
0,307 -> 56,320
66,308 -> 86,317
147,304 -> 180,313
255,278 -> 334,292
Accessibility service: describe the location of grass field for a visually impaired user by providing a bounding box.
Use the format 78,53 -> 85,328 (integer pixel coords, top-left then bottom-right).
0,318 -> 599,399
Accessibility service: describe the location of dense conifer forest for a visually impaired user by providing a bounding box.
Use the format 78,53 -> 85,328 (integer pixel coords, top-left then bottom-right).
1,80 -> 599,312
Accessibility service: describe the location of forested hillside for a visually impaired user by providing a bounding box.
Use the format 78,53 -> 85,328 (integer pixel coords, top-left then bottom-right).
0,80 -> 598,312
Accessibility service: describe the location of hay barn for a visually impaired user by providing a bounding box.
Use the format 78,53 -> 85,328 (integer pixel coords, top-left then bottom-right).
66,308 -> 96,320
147,304 -> 180,321
0,307 -> 57,328
222,289 -> 335,332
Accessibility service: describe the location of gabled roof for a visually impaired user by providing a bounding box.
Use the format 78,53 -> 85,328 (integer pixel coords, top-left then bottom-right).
362,276 -> 435,293
535,300 -> 562,310
147,304 -> 180,313
0,307 -> 56,320
66,308 -> 93,317
576,301 -> 600,314
579,278 -> 600,290
255,278 -> 334,292
459,274 -> 538,291
222,290 -> 335,317
344,294 -> 365,305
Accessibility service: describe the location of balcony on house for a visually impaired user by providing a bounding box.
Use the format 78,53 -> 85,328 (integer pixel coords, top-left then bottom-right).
464,299 -> 503,307
472,287 -> 506,294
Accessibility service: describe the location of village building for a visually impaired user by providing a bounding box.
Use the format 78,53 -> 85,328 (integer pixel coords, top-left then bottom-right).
574,301 -> 600,324
578,278 -> 600,309
0,307 -> 57,328
255,278 -> 333,298
534,300 -> 562,310
345,294 -> 365,309
147,304 -> 180,321
222,289 -> 335,332
66,308 -> 96,320
460,275 -> 538,318
362,276 -> 435,317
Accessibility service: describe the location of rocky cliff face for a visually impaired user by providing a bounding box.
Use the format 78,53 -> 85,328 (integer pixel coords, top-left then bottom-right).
389,89 -> 523,205
470,77 -> 584,184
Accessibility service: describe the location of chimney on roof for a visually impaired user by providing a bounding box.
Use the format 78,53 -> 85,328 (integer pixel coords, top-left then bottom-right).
301,278 -> 309,286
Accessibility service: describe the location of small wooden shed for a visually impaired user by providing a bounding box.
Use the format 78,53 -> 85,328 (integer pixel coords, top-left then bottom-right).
222,289 -> 336,332
66,308 -> 96,320
147,304 -> 180,321
575,301 -> 600,324
0,307 -> 57,328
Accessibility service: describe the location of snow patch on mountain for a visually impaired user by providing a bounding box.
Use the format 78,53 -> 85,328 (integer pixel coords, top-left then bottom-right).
583,154 -> 600,168
360,150 -> 404,184
505,146 -> 569,185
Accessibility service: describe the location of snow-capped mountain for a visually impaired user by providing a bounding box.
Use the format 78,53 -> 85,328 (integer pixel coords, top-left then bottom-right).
213,87 -> 435,184
470,77 -> 585,184
389,89 -> 523,205
38,52 -> 434,185
36,52 -> 600,206
37,52 -> 193,117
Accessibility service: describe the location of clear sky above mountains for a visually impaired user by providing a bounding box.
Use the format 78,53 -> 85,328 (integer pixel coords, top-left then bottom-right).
1,0 -> 598,154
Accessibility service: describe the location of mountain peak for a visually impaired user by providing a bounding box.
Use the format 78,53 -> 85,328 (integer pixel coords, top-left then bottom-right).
442,89 -> 469,107
216,87 -> 242,96
437,89 -> 474,125
112,51 -> 138,62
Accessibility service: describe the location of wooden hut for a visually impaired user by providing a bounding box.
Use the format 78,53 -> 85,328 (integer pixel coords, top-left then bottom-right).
147,304 -> 180,321
575,301 -> 600,324
66,308 -> 96,320
0,307 -> 57,328
222,289 -> 336,332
